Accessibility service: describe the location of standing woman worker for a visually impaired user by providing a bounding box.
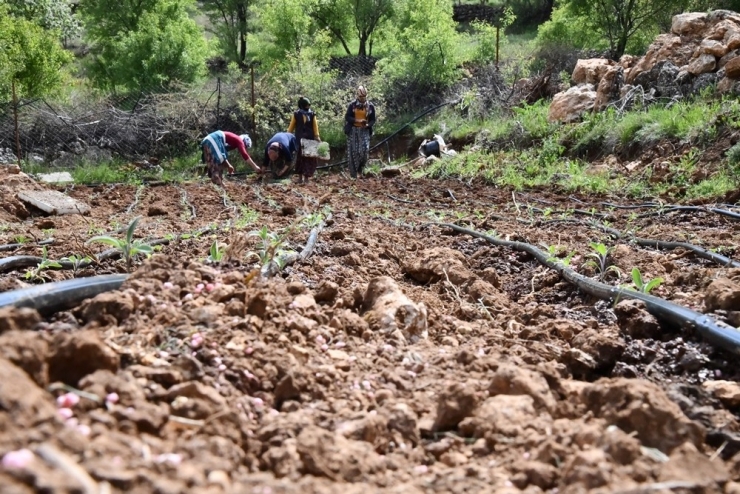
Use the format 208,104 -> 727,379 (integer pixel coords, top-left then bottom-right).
343,86 -> 376,179
200,130 -> 261,187
287,96 -> 320,184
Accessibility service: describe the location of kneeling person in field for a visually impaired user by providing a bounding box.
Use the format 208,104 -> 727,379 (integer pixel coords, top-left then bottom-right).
264,132 -> 298,179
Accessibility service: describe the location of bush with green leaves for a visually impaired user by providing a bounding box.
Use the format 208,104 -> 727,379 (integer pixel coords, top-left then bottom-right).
82,0 -> 208,92
86,217 -> 153,271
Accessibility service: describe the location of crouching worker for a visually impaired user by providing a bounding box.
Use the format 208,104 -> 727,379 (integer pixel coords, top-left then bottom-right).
201,131 -> 262,186
264,132 -> 298,179
412,134 -> 457,168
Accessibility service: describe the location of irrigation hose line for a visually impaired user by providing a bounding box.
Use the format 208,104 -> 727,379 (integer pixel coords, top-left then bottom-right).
0,274 -> 128,314
437,222 -> 740,355
593,222 -> 740,268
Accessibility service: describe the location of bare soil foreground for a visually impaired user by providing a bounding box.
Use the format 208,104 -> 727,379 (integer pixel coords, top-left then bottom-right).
3,172 -> 740,493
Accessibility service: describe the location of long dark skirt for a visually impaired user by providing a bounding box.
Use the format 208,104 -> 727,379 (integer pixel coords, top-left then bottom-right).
347,127 -> 370,178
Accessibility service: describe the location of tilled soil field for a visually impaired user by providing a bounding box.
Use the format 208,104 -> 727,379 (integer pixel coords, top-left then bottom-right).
3,169 -> 740,493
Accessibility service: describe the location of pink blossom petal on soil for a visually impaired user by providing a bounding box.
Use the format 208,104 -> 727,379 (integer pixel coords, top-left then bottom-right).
163,282 -> 174,289
56,392 -> 80,408
106,393 -> 120,404
76,424 -> 92,436
2,449 -> 35,469
57,407 -> 74,420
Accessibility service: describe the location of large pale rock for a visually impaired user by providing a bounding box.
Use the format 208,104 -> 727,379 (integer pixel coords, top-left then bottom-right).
720,49 -> 740,68
707,19 -> 739,40
726,56 -> 740,79
703,380 -> 740,407
626,34 -> 696,84
361,276 -> 428,342
580,378 -> 704,453
699,39 -> 728,57
572,59 -> 615,85
705,278 -> 740,311
728,30 -> 740,51
402,247 -> 475,286
718,76 -> 740,94
489,364 -> 556,413
672,12 -> 709,37
548,84 -> 596,123
688,53 -> 717,74
594,65 -> 624,112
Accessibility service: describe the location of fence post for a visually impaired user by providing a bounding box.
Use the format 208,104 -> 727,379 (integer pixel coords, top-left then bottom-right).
216,77 -> 221,129
12,80 -> 21,165
250,64 -> 256,133
496,26 -> 500,68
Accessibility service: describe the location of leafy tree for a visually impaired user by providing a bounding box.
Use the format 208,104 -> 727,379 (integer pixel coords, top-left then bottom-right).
0,5 -> 71,161
81,0 -> 209,92
377,0 -> 461,86
309,0 -> 394,56
562,0 -> 683,58
202,0 -> 251,65
3,0 -> 81,43
253,0 -> 315,56
0,7 -> 72,104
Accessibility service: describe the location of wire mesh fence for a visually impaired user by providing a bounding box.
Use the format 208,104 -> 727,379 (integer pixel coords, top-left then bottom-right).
0,82 -> 225,166
0,55 -> 543,172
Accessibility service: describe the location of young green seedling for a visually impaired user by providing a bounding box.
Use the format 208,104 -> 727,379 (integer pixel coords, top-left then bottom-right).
249,225 -> 294,269
630,267 -> 663,294
24,246 -> 62,282
584,242 -> 622,281
542,244 -> 575,267
86,217 -> 153,272
60,254 -> 93,277
208,240 -> 225,263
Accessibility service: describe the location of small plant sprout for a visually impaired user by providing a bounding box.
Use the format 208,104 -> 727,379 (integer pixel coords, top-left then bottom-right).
13,235 -> 29,244
208,240 -> 225,263
235,206 -> 260,230
584,242 -> 622,281
630,267 -> 663,294
86,217 -> 153,272
60,254 -> 93,277
24,246 -> 62,282
248,225 -> 295,269
542,244 -> 575,267
41,229 -> 55,239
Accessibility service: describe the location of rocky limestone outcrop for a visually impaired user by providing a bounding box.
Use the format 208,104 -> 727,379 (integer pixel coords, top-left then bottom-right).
549,10 -> 740,122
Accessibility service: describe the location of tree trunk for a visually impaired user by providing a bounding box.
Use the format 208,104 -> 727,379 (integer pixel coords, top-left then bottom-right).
238,5 -> 247,64
358,34 -> 368,56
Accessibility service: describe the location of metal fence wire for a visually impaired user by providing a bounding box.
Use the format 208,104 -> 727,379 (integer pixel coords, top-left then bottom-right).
0,82 -> 225,166
0,54 -> 541,169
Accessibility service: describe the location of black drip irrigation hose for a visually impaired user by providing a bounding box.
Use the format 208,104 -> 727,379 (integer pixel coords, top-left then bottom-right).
593,223 -> 740,268
0,274 -> 128,314
437,222 -> 740,355
0,233 -> 203,274
634,205 -> 740,220
0,239 -> 55,252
